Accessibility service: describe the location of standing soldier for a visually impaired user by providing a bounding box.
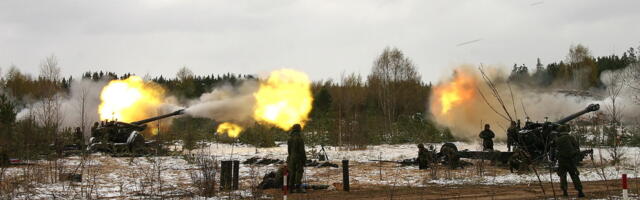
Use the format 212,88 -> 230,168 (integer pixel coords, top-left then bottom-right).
417,144 -> 429,169
479,124 -> 495,151
287,124 -> 306,193
507,121 -> 518,152
74,127 -> 84,148
554,125 -> 585,198
428,145 -> 437,163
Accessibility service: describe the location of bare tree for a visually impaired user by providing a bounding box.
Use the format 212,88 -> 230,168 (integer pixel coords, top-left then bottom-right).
176,66 -> 194,81
602,70 -> 627,164
626,57 -> 640,103
566,44 -> 591,64
77,84 -> 90,145
368,47 -> 421,141
35,54 -> 65,158
602,71 -> 625,125
176,66 -> 197,98
565,44 -> 598,89
332,72 -> 366,148
40,54 -> 61,81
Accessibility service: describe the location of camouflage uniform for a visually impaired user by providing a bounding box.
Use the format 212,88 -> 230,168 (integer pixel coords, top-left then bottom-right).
479,124 -> 495,151
417,144 -> 429,169
287,124 -> 306,192
554,125 -> 585,197
74,127 -> 84,147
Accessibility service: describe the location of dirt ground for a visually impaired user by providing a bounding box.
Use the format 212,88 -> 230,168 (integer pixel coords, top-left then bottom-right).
264,178 -> 639,200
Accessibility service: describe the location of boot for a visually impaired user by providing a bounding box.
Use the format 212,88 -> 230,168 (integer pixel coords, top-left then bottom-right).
577,190 -> 585,198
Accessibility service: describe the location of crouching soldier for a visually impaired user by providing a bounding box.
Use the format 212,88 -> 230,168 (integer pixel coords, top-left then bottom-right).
417,144 -> 429,169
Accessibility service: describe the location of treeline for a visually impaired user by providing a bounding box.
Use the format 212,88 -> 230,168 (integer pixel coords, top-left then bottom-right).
1,44 -> 639,158
509,44 -> 639,89
303,48 -> 453,148
0,56 -> 80,159
80,48 -> 453,148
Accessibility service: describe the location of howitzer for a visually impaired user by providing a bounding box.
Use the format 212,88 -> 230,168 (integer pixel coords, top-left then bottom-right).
555,104 -> 599,124
88,109 -> 185,155
369,159 -> 418,166
436,104 -> 600,170
131,109 -> 185,125
515,104 -> 599,162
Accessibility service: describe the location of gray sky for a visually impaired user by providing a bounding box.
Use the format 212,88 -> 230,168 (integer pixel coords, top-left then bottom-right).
1,0 -> 639,83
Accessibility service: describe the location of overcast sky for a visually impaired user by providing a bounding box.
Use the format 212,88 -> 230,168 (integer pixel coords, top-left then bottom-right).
1,0 -> 639,83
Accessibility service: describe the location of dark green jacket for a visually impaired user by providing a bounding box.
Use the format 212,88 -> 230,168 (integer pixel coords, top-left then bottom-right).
479,129 -> 495,140
287,131 -> 306,166
555,133 -> 579,160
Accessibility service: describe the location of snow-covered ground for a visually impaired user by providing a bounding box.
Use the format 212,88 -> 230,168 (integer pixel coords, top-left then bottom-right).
198,142 -> 640,186
2,142 -> 639,199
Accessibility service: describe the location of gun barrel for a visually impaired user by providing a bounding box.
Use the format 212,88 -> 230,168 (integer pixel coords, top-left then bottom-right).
554,104 -> 600,124
131,109 -> 185,125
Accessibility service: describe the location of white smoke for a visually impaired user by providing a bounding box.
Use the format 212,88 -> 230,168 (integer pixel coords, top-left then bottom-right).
429,65 -> 636,141
599,69 -> 640,124
15,79 -> 107,139
184,80 -> 259,125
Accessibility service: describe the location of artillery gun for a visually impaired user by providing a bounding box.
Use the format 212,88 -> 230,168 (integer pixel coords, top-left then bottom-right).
88,109 -> 185,155
438,104 -> 600,169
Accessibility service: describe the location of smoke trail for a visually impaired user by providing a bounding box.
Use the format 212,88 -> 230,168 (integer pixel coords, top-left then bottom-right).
184,80 -> 259,126
184,69 -> 314,132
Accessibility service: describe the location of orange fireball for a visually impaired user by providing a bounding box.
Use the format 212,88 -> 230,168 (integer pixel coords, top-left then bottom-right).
98,76 -> 165,123
253,69 -> 313,131
217,122 -> 244,138
432,70 -> 477,115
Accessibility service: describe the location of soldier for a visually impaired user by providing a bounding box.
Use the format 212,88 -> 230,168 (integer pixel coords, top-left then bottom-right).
91,122 -> 99,137
287,124 -> 306,193
440,143 -> 460,169
507,121 -> 518,152
417,144 -> 429,169
479,124 -> 495,151
74,127 -> 84,148
554,125 -> 585,198
428,145 -> 436,164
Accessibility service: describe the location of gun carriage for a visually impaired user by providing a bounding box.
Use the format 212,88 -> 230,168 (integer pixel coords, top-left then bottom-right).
88,109 -> 185,155
438,104 -> 599,168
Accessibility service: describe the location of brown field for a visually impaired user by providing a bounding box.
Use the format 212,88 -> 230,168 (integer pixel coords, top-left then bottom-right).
264,178 -> 638,200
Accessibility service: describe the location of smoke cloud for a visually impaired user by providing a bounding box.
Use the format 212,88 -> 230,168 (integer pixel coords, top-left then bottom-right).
61,79 -> 106,129
15,79 -> 107,139
184,80 -> 259,125
429,65 -> 608,141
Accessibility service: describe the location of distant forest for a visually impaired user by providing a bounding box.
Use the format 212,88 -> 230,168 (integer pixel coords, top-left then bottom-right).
0,44 -> 639,158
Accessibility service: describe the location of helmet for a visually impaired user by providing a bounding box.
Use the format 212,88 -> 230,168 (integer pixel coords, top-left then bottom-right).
418,143 -> 425,149
291,124 -> 302,132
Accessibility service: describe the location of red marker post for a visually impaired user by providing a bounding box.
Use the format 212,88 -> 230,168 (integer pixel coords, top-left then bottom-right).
283,166 -> 289,200
622,174 -> 628,200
